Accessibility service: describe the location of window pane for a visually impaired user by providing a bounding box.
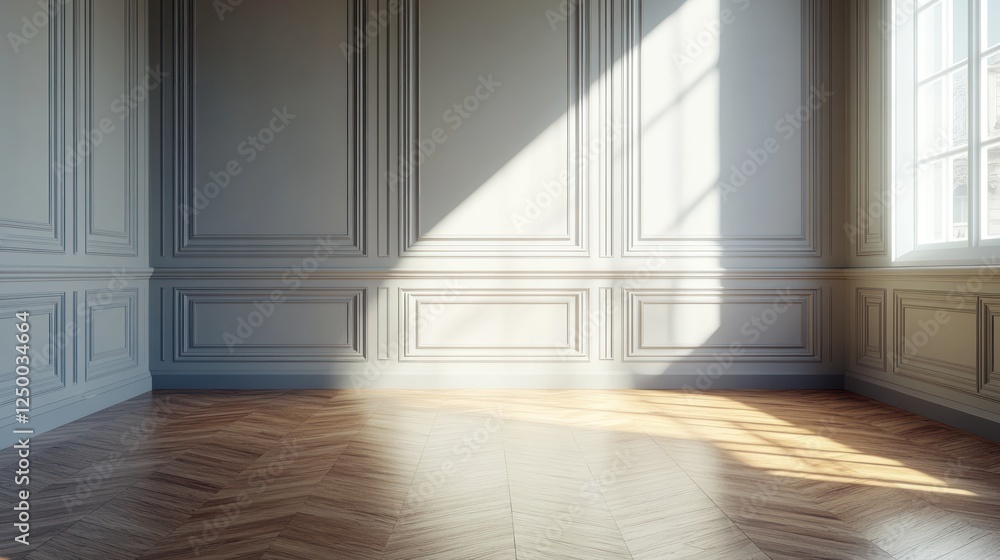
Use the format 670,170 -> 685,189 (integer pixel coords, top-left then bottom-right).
951,155 -> 970,240
918,2 -> 946,79
986,0 -> 1000,50
952,69 -> 970,146
953,0 -> 969,64
985,146 -> 1000,238
918,159 -> 947,244
986,53 -> 1000,140
918,78 -> 946,155
917,70 -> 968,155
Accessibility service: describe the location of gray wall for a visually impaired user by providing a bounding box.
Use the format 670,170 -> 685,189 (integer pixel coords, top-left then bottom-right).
151,0 -> 846,389
841,0 -> 1000,438
0,0 -> 152,443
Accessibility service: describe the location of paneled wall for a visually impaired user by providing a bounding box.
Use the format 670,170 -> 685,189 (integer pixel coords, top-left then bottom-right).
151,0 -> 844,389
842,0 -> 1000,437
0,0 -> 152,440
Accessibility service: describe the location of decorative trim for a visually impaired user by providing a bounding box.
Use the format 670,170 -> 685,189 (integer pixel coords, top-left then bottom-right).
152,371 -> 845,391
0,293 -> 67,405
977,297 -> 1000,401
84,288 -> 140,381
0,1 -> 66,254
147,267 -> 847,281
597,0 -> 618,259
167,0 -> 366,257
856,288 -> 886,371
0,266 -> 153,282
850,0 -> 887,256
623,0 -> 822,257
599,287 -> 613,360
173,288 -> 367,362
84,0 -> 142,257
840,266 -> 1000,280
398,0 -> 588,256
893,290 -> 977,393
378,286 -> 389,360
399,289 -> 589,361
623,288 -> 822,362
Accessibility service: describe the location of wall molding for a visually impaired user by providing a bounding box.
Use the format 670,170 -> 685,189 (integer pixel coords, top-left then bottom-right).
83,0 -> 142,257
172,287 -> 367,362
622,288 -> 822,362
84,287 -> 139,381
622,0 -> 824,258
0,266 -> 153,282
165,0 -> 366,258
148,267 -> 848,280
978,297 -> 1000,401
599,286 -> 613,360
856,287 -> 886,371
849,0 -> 888,256
399,288 -> 589,361
893,290 -> 977,393
0,0 -> 66,254
151,371 -> 845,391
0,293 -> 67,406
397,0 -> 588,256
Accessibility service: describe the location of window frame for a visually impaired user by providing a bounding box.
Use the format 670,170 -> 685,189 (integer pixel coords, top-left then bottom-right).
889,0 -> 1000,263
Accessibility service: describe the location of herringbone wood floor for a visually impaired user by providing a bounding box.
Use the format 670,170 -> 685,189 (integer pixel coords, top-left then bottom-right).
2,390 -> 1000,559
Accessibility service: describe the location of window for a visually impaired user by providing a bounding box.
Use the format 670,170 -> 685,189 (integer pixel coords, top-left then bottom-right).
892,0 -> 1000,258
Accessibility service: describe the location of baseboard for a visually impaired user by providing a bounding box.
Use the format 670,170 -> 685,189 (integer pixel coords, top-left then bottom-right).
151,371 -> 844,390
846,374 -> 1000,442
0,373 -> 152,447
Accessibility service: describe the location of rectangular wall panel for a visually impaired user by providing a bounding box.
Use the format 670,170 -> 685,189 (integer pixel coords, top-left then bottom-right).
856,288 -> 886,371
624,289 -> 821,362
894,291 -> 976,392
168,0 -> 364,257
400,289 -> 588,361
625,0 -> 821,256
0,293 -> 67,405
84,0 -> 142,256
400,0 -> 587,255
978,297 -> 1000,401
85,288 -> 139,381
0,0 -> 65,254
174,288 -> 366,361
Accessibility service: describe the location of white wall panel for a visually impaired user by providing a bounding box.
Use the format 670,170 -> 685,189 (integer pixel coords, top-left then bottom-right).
624,289 -> 821,361
400,0 -> 586,255
625,0 -> 822,257
400,289 -> 588,361
173,288 -> 366,362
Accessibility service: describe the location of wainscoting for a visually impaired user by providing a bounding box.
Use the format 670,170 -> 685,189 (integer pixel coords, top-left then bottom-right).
0,0 -> 152,443
149,0 -> 844,392
4,0 -> 1000,445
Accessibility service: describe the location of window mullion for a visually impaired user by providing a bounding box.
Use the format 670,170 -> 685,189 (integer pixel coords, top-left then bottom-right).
970,0 -> 981,246
913,1 -> 921,246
